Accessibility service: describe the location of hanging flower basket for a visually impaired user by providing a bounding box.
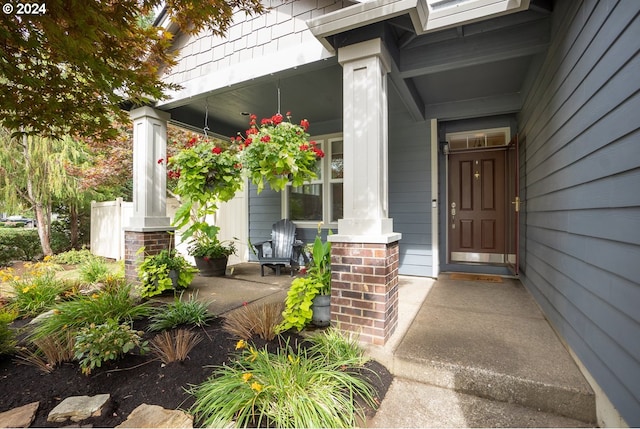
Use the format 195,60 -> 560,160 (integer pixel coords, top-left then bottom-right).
236,112 -> 324,193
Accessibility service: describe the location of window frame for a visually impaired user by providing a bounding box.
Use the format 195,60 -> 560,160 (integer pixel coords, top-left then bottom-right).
282,133 -> 344,228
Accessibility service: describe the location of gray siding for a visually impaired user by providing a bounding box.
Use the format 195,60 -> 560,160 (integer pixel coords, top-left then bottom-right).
517,0 -> 640,425
389,89 -> 433,277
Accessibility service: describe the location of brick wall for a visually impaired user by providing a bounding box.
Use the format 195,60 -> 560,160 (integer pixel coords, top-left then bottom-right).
124,230 -> 175,284
330,241 -> 399,345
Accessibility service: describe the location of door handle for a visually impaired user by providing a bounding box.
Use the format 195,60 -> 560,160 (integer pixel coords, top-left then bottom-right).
451,202 -> 456,229
511,196 -> 524,212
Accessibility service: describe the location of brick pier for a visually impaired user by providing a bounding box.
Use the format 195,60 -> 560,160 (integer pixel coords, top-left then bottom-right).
124,230 -> 175,284
330,241 -> 399,345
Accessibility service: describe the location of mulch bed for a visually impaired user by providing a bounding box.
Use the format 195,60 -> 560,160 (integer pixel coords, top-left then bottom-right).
0,317 -> 393,428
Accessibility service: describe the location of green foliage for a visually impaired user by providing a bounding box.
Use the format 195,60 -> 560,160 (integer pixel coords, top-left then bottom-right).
0,310 -> 17,355
50,247 -> 96,265
148,292 -> 213,332
9,272 -> 69,317
238,113 -> 324,194
78,258 -> 110,283
138,249 -> 198,298
74,319 -> 148,375
188,338 -> 377,428
307,228 -> 332,295
308,327 -> 370,367
0,228 -> 41,264
0,0 -> 265,139
276,277 -> 324,333
188,238 -> 236,259
30,283 -> 152,342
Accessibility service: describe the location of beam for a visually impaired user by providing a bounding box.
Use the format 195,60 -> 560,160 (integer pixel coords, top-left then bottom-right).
424,92 -> 522,120
400,18 -> 549,77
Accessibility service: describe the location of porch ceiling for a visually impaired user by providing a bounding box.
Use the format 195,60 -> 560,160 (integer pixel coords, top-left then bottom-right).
162,6 -> 550,136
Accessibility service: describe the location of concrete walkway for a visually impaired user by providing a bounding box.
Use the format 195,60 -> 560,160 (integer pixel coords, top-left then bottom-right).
171,264 -> 597,427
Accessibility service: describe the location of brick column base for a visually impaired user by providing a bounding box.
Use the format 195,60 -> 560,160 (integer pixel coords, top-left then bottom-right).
330,241 -> 399,345
124,230 -> 174,285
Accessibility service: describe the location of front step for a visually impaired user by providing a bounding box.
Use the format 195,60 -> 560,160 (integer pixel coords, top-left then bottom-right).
368,377 -> 594,428
392,355 -> 596,424
391,276 -> 596,424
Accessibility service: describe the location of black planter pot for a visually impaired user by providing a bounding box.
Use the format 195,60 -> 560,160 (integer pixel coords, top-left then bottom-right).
194,256 -> 228,277
311,294 -> 331,327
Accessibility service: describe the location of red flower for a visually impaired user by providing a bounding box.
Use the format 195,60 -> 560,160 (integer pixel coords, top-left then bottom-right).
250,114 -> 257,120
212,147 -> 222,154
313,148 -> 325,158
261,118 -> 271,125
203,256 -> 210,262
246,128 -> 258,135
168,170 -> 181,179
234,163 -> 242,169
300,119 -> 310,131
260,135 -> 271,143
299,144 -> 309,151
244,138 -> 252,145
272,113 -> 284,125
286,111 -> 291,117
157,158 -> 164,164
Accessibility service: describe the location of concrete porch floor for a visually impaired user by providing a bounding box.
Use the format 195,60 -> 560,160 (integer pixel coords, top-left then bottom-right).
171,263 -> 597,427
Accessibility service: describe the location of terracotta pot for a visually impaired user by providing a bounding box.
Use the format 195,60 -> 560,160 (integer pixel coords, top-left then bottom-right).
194,256 -> 228,277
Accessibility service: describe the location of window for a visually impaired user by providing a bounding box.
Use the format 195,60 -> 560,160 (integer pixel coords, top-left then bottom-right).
284,135 -> 344,226
446,127 -> 510,151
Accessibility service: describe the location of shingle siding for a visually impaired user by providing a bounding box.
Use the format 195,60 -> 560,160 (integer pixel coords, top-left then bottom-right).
518,0 -> 640,425
162,0 -> 349,87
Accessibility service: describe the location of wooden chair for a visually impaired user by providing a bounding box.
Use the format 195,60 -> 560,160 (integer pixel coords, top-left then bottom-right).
253,219 -> 303,276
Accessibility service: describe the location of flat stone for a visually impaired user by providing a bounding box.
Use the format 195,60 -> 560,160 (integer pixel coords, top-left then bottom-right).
0,401 -> 39,428
116,404 -> 192,428
47,394 -> 110,423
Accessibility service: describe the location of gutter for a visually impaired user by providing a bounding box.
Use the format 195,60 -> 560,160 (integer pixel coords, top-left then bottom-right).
306,0 -> 531,52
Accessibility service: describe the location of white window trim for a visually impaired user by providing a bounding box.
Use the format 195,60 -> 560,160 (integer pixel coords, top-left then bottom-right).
282,133 -> 343,229
445,127 -> 511,151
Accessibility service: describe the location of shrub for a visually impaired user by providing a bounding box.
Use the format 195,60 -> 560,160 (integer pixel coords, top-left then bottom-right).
150,329 -> 202,364
148,292 -> 212,332
223,301 -> 284,341
16,331 -> 76,373
0,228 -> 41,263
30,283 -> 152,342
74,318 -> 148,375
50,248 -> 96,265
78,258 -> 110,283
189,339 -> 377,428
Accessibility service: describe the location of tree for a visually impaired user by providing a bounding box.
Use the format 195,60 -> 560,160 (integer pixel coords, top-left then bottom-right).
0,0 -> 264,139
0,130 -> 88,256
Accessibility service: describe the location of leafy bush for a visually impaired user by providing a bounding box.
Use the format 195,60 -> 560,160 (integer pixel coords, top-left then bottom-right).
276,276 -> 324,333
189,339 -> 377,428
223,301 -> 284,341
148,292 -> 212,332
150,329 -> 202,364
50,248 -> 97,265
0,228 -> 41,264
30,283 -> 152,342
138,249 -> 197,298
74,319 -> 148,375
78,258 -> 110,283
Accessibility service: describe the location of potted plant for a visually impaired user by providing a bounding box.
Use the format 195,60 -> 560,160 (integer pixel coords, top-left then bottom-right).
189,237 -> 236,277
277,226 -> 332,332
137,248 -> 198,298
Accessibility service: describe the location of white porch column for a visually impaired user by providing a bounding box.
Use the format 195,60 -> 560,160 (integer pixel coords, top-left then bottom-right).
329,39 -> 401,345
335,38 -> 401,242
124,107 -> 174,284
128,106 -> 171,229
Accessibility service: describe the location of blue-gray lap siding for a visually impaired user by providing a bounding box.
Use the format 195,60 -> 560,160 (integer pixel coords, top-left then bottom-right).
248,88 -> 434,276
517,0 -> 640,425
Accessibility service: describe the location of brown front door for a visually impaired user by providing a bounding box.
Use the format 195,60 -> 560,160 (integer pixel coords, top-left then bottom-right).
448,149 -> 506,263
